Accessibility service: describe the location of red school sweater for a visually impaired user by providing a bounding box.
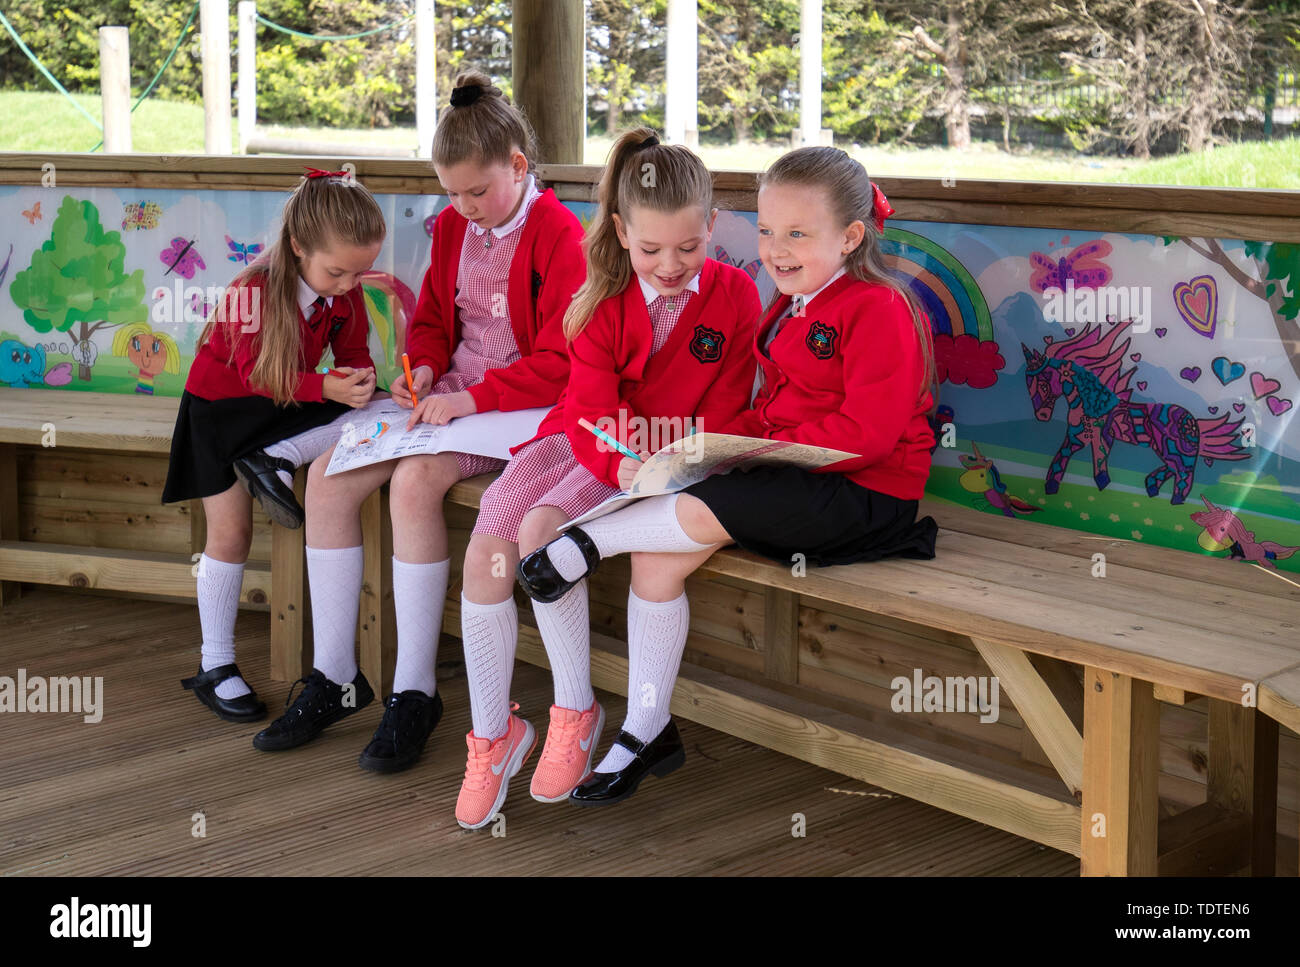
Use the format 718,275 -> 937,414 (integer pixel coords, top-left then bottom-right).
721,274 -> 936,500
404,189 -> 586,412
185,273 -> 375,403
525,258 -> 760,488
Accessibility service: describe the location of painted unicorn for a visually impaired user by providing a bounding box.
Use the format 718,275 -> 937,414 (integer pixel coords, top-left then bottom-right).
1021,320 -> 1248,505
1189,496 -> 1298,569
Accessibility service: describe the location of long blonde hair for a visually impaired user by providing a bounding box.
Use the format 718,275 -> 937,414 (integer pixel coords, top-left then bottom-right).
761,147 -> 936,399
563,127 -> 713,341
432,68 -> 540,181
201,173 -> 386,406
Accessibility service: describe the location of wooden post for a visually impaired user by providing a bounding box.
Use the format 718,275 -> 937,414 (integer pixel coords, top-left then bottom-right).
512,0 -> 584,164
269,470 -> 306,682
1207,699 -> 1278,876
358,487 -> 396,696
762,587 -> 799,684
201,0 -> 233,155
1080,667 -> 1159,876
665,0 -> 698,147
98,27 -> 132,153
236,1 -> 256,153
416,0 -> 436,159
799,0 -> 822,147
0,444 -> 20,608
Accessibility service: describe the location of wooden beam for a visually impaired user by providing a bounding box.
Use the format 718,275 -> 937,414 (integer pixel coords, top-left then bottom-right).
0,445 -> 20,607
1208,699 -> 1278,876
972,637 -> 1083,800
269,470 -> 306,682
513,0 -> 585,164
357,488 -> 396,695
1081,668 -> 1160,876
0,541 -> 270,604
1157,802 -> 1253,876
762,587 -> 799,684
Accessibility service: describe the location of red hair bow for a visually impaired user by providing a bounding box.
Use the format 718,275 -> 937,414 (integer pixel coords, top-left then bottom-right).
870,182 -> 894,234
304,166 -> 349,180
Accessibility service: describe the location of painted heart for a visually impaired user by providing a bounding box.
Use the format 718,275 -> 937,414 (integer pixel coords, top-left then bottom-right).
1137,380 -> 1148,391
1212,356 -> 1245,385
1130,353 -> 1141,362
1268,396 -> 1292,417
1155,328 -> 1167,338
1173,275 -> 1218,339
1180,366 -> 1202,383
1064,328 -> 1076,336
1043,335 -> 1053,344
1250,372 -> 1281,399
1208,406 -> 1219,414
1233,402 -> 1245,412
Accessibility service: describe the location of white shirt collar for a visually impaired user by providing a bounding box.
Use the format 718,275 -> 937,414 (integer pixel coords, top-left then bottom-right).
297,276 -> 332,314
466,174 -> 540,238
639,270 -> 702,307
791,267 -> 847,311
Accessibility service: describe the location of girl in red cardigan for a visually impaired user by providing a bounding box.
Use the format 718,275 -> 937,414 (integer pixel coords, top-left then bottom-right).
518,147 -> 938,806
267,71 -> 587,769
163,170 -> 384,724
453,127 -> 759,829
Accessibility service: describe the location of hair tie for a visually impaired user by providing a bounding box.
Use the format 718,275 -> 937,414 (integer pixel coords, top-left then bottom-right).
450,84 -> 484,108
637,135 -> 660,150
304,166 -> 349,180
870,182 -> 894,234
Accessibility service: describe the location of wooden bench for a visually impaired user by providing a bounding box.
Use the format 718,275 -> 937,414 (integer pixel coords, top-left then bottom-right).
5,386 -> 1298,875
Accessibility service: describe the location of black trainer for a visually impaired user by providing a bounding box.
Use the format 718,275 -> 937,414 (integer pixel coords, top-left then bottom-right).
358,690 -> 444,773
252,669 -> 374,751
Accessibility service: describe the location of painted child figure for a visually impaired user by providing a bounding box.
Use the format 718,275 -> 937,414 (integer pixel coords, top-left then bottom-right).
518,147 -> 939,805
162,170 -> 384,723
454,128 -> 760,828
262,71 -> 586,769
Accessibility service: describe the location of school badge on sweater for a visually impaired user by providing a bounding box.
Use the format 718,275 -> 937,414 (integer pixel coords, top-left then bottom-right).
806,321 -> 838,359
690,325 -> 725,363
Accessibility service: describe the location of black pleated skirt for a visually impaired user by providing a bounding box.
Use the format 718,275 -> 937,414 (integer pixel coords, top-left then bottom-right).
684,464 -> 937,567
161,391 -> 349,504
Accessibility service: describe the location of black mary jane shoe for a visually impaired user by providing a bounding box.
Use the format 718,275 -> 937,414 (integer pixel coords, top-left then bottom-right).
181,663 -> 267,723
516,527 -> 601,603
357,689 -> 444,774
232,450 -> 303,529
252,669 -> 374,752
569,720 -> 686,807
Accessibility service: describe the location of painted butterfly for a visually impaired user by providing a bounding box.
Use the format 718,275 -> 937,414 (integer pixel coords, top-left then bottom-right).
1028,240 -> 1112,293
21,201 -> 41,224
714,244 -> 762,280
160,237 -> 205,278
122,201 -> 162,231
226,235 -> 264,265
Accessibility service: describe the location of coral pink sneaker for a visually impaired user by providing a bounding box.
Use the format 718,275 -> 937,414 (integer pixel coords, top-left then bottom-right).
530,699 -> 605,803
455,704 -> 537,830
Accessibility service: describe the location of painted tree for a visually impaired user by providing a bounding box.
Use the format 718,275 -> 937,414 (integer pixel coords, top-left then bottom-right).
9,196 -> 147,382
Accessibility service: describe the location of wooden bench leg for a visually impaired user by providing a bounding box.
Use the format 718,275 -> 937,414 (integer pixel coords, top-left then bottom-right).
0,444 -> 21,609
1208,698 -> 1278,876
358,487 -> 396,696
269,471 -> 306,683
762,588 -> 799,684
1081,667 -> 1159,876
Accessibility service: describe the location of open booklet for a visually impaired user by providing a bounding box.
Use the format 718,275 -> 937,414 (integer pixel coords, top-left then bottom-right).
560,432 -> 861,530
324,398 -> 550,476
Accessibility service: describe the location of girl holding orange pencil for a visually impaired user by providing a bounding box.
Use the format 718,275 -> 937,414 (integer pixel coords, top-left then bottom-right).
262,72 -> 587,772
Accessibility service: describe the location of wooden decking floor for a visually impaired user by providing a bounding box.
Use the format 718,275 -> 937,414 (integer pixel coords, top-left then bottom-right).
1,589 -> 1079,876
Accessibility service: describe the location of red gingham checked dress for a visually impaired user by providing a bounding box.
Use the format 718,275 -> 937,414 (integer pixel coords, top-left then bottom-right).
474,283 -> 697,542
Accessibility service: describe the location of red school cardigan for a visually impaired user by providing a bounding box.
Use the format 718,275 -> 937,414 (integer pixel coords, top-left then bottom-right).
185,273 -> 374,404
404,189 -> 587,412
523,258 -> 760,488
721,274 -> 936,500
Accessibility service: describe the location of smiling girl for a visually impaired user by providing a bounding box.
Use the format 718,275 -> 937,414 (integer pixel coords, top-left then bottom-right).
517,146 -> 939,806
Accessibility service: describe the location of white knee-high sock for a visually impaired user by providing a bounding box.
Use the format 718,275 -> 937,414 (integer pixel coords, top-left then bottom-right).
197,554 -> 250,700
461,595 -> 519,741
264,410 -> 352,487
595,589 -> 690,773
391,557 -> 448,697
306,545 -> 362,684
548,494 -> 713,581
533,580 -> 593,711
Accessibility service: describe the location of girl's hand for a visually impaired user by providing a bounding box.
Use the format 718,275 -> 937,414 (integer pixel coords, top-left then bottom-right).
323,367 -> 375,408
391,364 -> 434,407
405,390 -> 477,430
616,453 -> 649,491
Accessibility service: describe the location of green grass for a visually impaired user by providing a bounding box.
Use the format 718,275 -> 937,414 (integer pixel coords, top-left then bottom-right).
1,90 -> 1295,188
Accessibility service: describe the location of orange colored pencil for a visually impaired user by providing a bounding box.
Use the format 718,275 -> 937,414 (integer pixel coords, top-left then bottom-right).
401,353 -> 419,407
